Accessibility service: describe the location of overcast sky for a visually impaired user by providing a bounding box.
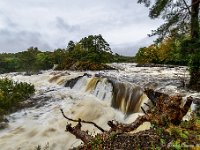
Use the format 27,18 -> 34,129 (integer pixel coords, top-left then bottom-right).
0,0 -> 162,56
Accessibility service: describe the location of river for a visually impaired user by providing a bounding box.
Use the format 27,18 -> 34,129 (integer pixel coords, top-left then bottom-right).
0,63 -> 198,150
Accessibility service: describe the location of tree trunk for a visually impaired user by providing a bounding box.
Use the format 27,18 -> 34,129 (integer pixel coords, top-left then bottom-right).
191,0 -> 199,40
189,68 -> 200,90
189,0 -> 200,90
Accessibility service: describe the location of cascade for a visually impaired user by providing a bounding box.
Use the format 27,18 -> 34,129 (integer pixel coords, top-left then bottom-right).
65,75 -> 149,115
109,79 -> 148,115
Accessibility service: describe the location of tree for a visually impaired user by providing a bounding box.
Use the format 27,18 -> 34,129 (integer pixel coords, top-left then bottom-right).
138,0 -> 200,90
135,45 -> 160,63
17,47 -> 40,73
35,52 -> 53,70
67,40 -> 75,51
53,48 -> 67,64
79,35 -> 111,53
78,35 -> 112,63
138,0 -> 200,41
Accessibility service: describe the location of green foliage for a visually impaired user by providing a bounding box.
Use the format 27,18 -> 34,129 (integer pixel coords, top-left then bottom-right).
180,39 -> 200,89
77,34 -> 112,63
135,36 -> 187,65
138,0 -> 200,90
112,54 -> 135,63
0,34 -> 130,72
171,140 -> 182,150
137,0 -> 197,42
67,40 -> 75,51
149,0 -> 169,19
35,52 -> 54,70
0,78 -> 35,118
135,45 -> 159,64
56,35 -> 115,70
90,134 -> 103,150
0,47 -> 54,74
169,127 -> 188,140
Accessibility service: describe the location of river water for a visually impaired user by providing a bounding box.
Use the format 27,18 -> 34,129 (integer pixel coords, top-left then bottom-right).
0,63 -> 198,150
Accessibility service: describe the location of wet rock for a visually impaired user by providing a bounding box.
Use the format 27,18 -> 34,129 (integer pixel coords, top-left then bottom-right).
0,122 -> 8,129
65,76 -> 85,88
3,118 -> 9,123
144,82 -> 158,90
19,96 -> 52,109
136,63 -> 178,68
193,98 -> 200,105
65,73 -> 91,88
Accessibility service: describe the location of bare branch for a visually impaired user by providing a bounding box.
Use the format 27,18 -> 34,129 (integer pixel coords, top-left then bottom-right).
60,109 -> 105,132
66,123 -> 93,144
182,0 -> 191,14
144,102 -> 151,108
141,106 -> 148,115
108,115 -> 150,133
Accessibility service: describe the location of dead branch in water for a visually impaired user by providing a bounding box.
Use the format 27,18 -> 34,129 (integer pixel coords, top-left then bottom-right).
107,115 -> 151,133
60,109 -> 105,132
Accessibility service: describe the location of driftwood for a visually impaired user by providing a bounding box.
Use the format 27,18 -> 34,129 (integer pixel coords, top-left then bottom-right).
61,89 -> 194,145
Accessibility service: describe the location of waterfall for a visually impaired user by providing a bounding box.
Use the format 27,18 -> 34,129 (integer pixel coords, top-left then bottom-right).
109,80 -> 148,115
65,75 -> 149,115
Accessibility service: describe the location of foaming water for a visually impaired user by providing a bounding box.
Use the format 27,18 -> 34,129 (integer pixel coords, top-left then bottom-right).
0,71 -> 127,149
0,63 -> 198,149
111,80 -> 148,115
66,75 -> 148,113
85,77 -> 99,92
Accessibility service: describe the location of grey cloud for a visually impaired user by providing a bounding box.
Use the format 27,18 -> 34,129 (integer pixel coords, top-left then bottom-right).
112,36 -> 157,56
0,11 -> 18,28
55,17 -> 80,32
5,17 -> 17,28
0,0 -> 162,55
0,29 -> 51,53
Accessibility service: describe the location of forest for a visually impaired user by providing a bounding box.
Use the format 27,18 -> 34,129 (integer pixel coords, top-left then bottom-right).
0,34 -> 134,74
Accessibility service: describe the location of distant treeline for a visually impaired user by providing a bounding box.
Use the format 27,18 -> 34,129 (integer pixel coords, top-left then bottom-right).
0,35 -> 134,74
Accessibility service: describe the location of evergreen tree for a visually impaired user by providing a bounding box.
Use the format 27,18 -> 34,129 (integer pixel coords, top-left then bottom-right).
138,0 -> 200,90
67,41 -> 75,51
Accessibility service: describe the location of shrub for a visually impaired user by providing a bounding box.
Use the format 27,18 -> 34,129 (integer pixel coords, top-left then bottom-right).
0,78 -> 35,116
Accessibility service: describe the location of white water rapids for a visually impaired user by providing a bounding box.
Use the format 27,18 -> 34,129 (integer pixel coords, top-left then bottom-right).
0,63 -> 199,150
